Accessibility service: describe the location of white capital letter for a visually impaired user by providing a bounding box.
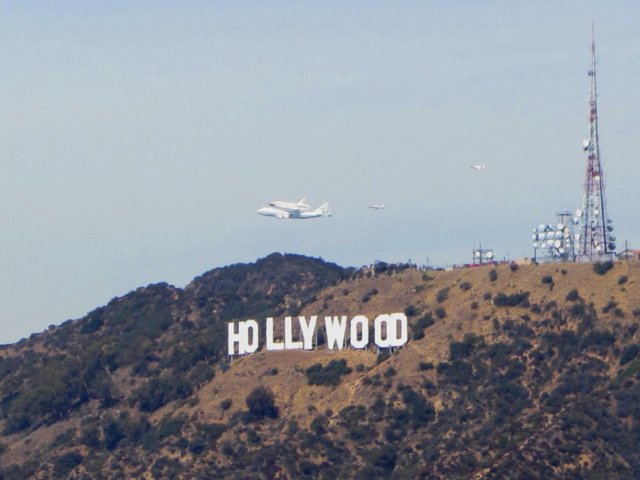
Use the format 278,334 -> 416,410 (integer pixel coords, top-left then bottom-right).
228,321 -> 244,355
299,316 -> 317,350
374,314 -> 394,348
244,320 -> 259,354
374,313 -> 408,348
350,315 -> 369,349
389,312 -> 408,347
325,315 -> 348,350
266,317 -> 284,351
285,316 -> 303,350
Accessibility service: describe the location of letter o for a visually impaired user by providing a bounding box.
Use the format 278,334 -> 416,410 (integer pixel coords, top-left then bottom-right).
350,315 -> 369,349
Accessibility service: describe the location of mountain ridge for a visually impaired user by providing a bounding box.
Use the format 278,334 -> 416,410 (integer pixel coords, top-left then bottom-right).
1,254 -> 640,479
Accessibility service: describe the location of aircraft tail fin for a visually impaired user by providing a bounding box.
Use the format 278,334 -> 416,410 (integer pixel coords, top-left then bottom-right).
317,202 -> 331,216
297,197 -> 307,205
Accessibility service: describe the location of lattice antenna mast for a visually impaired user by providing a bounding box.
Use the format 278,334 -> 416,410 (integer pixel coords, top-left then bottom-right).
577,24 -> 615,259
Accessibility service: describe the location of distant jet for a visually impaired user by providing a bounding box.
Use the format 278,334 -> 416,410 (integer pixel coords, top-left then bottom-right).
268,197 -> 311,213
470,164 -> 486,171
257,202 -> 331,219
368,204 -> 385,210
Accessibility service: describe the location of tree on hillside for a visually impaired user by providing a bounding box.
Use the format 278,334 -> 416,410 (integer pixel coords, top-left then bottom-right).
246,386 -> 278,420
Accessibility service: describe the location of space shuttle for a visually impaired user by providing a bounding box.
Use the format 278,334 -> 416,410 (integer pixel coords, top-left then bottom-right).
257,200 -> 331,219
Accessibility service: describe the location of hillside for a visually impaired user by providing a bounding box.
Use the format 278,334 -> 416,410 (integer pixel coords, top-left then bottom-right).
2,254 -> 640,479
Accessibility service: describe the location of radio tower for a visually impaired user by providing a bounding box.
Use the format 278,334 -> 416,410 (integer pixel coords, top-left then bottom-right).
576,25 -> 616,260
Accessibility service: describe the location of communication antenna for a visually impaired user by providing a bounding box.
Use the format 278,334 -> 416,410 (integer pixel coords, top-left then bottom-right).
472,243 -> 495,264
532,210 -> 576,262
576,24 -> 616,260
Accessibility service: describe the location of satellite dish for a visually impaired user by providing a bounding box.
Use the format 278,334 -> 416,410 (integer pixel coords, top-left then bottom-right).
576,208 -> 583,217
582,138 -> 590,150
609,235 -> 616,242
563,230 -> 570,238
532,234 -> 537,240
607,225 -> 614,232
575,233 -> 581,240
607,218 -> 613,223
533,242 -> 538,249
609,243 -> 616,250
596,245 -> 602,252
474,251 -> 481,257
533,228 -> 537,233
487,251 -> 494,259
559,247 -> 565,254
547,240 -> 555,247
594,208 -> 599,216
554,240 -> 561,248
557,223 -> 564,230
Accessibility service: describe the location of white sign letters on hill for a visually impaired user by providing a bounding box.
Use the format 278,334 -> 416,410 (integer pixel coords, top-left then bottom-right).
228,313 -> 408,356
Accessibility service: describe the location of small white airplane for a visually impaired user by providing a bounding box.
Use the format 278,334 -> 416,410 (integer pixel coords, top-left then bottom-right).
268,197 -> 310,213
368,204 -> 385,210
257,202 -> 331,219
470,164 -> 486,171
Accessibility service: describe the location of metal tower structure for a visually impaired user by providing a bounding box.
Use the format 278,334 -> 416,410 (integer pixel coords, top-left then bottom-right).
576,25 -> 616,260
532,210 -> 576,263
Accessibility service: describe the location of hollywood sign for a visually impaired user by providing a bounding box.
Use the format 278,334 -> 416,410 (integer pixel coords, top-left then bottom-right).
228,313 -> 408,356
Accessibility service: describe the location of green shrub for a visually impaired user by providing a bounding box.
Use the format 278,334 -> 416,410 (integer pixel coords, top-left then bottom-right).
489,269 -> 498,282
310,415 -> 329,435
412,314 -> 435,340
569,303 -> 585,317
459,282 -> 472,291
593,260 -> 614,275
306,359 -> 352,386
361,288 -> 378,303
220,399 -> 232,410
618,275 -> 628,285
493,291 -> 530,308
246,386 -> 278,420
400,387 -> 435,428
436,288 -> 450,303
602,300 -> 618,314
436,360 -> 473,384
620,344 -> 640,366
404,305 -> 417,317
565,289 -> 580,302
52,451 -> 83,478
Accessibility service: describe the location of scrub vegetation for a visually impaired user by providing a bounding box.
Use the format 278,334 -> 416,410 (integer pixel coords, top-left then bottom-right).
1,255 -> 640,479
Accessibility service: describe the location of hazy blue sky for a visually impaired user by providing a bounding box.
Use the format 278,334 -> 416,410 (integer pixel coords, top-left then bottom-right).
1,2 -> 639,343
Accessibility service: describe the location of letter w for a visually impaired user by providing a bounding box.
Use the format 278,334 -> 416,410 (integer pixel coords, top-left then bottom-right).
325,316 -> 347,350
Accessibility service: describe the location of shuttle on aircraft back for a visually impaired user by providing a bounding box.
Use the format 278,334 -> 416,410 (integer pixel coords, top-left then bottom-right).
257,200 -> 331,219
